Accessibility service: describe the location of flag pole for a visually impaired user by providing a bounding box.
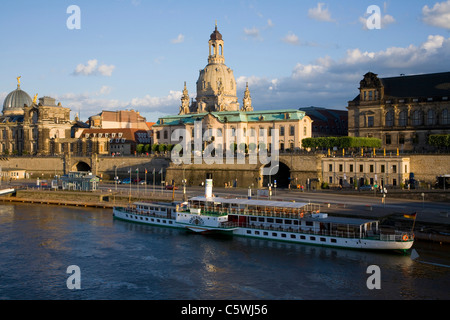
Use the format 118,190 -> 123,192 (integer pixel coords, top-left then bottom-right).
411,212 -> 418,235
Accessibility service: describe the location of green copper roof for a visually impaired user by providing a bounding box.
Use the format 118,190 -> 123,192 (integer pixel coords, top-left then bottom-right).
154,109 -> 306,127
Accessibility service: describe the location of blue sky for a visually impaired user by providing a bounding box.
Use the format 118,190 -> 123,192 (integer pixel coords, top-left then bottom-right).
1,0 -> 450,122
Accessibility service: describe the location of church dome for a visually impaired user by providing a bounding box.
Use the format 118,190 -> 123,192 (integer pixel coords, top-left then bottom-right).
197,63 -> 237,98
3,82 -> 32,116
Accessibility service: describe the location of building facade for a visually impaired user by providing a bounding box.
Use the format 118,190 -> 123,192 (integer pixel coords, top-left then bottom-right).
1,79 -> 74,155
321,156 -> 411,189
348,71 -> 450,151
153,25 -> 313,153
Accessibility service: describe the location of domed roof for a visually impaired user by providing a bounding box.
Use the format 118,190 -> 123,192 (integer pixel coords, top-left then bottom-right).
197,63 -> 237,97
210,25 -> 222,41
3,85 -> 32,115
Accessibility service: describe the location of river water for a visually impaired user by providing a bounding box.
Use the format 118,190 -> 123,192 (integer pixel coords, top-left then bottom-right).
0,203 -> 448,300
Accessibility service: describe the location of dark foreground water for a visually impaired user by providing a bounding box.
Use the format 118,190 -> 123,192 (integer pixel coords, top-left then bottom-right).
0,203 -> 449,300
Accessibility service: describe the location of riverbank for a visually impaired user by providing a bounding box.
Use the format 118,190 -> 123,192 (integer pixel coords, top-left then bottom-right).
1,188 -> 449,244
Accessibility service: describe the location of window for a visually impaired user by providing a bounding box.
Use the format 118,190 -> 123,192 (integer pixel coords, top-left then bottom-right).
427,109 -> 435,125
442,109 -> 449,125
370,165 -> 374,173
367,116 -> 374,127
359,164 -> 364,172
381,165 -> 385,173
329,164 -> 333,172
399,134 -> 405,145
399,110 -> 407,126
413,110 -> 422,126
385,111 -> 394,126
385,134 -> 391,145
339,164 -> 343,172
280,126 -> 285,136
289,126 -> 295,136
349,164 -> 354,172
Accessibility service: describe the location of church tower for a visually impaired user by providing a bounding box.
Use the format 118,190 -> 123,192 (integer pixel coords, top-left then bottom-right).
194,23 -> 240,113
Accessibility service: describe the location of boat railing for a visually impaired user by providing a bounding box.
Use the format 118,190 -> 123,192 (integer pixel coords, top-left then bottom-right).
240,223 -> 413,241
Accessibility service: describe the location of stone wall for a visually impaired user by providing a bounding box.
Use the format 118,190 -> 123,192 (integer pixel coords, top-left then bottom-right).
1,153 -> 448,188
409,154 -> 450,185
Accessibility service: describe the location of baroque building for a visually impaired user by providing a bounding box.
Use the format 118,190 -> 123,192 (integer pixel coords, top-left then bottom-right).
348,71 -> 450,151
153,24 -> 312,152
1,78 -> 73,155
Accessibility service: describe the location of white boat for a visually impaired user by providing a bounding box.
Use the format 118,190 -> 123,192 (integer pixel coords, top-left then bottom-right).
179,196 -> 414,252
113,201 -> 180,229
113,179 -> 414,252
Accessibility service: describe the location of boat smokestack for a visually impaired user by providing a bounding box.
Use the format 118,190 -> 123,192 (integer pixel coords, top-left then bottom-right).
205,174 -> 213,199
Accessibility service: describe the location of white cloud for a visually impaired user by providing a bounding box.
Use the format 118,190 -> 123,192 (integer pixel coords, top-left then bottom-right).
73,59 -> 116,77
55,86 -> 182,122
267,19 -> 274,27
236,34 -> 450,109
243,27 -> 261,39
171,34 -> 185,44
308,3 -> 335,22
422,0 -> 450,30
282,32 -> 300,45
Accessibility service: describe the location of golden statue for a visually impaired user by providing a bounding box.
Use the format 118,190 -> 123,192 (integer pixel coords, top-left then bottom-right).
17,76 -> 21,87
33,94 -> 38,104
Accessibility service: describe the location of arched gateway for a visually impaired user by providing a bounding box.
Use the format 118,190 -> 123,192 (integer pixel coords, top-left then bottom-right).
261,161 -> 291,189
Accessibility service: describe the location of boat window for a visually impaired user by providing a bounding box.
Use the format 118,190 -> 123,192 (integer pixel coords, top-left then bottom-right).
255,231 -> 260,235
276,219 -> 283,224
306,221 -> 313,226
272,232 -> 277,237
285,220 -> 292,225
250,217 -> 257,221
267,218 -> 274,223
258,217 -> 265,222
263,232 -> 268,236
331,239 -> 337,243
320,237 -> 326,242
310,236 -> 316,241
281,234 -> 287,238
290,234 -> 296,239
300,235 -> 306,240
246,230 -> 251,234
293,220 -> 299,225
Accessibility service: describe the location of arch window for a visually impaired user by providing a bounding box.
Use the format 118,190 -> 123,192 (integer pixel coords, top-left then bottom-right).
412,110 -> 423,126
385,111 -> 394,127
427,109 -> 435,125
399,110 -> 407,126
441,109 -> 448,125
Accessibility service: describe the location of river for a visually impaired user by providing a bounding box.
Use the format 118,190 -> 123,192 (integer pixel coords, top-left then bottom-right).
0,203 -> 448,301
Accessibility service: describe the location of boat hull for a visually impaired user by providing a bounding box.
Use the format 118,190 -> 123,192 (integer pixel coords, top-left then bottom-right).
233,227 -> 414,251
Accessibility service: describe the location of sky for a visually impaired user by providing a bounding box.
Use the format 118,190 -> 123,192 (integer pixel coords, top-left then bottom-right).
1,0 -> 450,122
